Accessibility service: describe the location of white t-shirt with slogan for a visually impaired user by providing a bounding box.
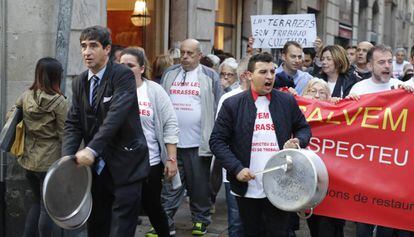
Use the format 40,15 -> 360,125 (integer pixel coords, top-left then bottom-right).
245,96 -> 280,198
137,80 -> 161,166
169,66 -> 202,148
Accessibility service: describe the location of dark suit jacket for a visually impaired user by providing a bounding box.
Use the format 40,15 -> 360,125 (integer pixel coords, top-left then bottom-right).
209,89 -> 311,196
63,61 -> 149,186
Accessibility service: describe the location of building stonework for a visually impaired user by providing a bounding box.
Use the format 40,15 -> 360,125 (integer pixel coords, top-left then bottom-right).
1,0 -> 414,236
294,0 -> 414,49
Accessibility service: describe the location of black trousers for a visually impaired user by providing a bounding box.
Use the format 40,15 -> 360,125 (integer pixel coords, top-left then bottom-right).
142,163 -> 170,237
307,215 -> 345,237
88,166 -> 143,237
23,170 -> 55,237
236,196 -> 290,237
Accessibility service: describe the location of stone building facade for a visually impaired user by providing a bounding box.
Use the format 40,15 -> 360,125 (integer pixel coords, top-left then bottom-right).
0,0 -> 413,236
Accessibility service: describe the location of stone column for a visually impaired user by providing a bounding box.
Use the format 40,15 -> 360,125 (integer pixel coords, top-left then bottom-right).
4,0 -> 59,235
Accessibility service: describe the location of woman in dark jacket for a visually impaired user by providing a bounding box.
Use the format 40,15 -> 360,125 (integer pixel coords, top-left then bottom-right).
14,57 -> 68,237
317,45 -> 358,98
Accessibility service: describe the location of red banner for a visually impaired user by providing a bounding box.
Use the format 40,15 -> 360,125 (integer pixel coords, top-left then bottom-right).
296,89 -> 414,231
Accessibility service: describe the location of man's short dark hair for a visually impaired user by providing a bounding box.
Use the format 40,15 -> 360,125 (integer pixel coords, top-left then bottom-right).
247,52 -> 274,72
282,41 -> 302,54
303,48 -> 316,60
366,44 -> 392,63
80,25 -> 112,48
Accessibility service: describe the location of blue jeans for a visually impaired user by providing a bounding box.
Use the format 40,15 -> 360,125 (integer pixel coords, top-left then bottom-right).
224,182 -> 244,237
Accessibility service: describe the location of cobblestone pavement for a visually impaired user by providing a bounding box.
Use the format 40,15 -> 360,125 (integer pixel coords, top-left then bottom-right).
135,187 -> 357,237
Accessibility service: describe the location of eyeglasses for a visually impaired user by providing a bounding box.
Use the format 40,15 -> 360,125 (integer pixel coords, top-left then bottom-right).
220,72 -> 235,78
307,89 -> 328,98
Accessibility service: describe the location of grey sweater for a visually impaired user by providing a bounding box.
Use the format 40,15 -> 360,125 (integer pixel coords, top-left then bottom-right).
144,79 -> 179,164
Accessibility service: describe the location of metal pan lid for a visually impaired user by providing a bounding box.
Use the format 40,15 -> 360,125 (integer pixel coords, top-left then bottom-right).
263,149 -> 320,211
43,155 -> 92,222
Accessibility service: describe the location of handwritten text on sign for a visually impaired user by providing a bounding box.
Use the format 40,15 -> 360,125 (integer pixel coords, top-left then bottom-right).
251,14 -> 317,48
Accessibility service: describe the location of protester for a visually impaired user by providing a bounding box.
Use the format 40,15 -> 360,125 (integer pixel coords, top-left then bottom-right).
392,48 -> 410,79
351,41 -> 374,80
302,78 -> 331,101
161,38 -> 223,236
13,57 -> 68,237
302,48 -> 316,73
215,56 -> 251,237
120,47 -> 179,237
210,52 -> 311,237
317,45 -> 358,98
348,44 -> 414,237
62,25 -> 149,237
346,45 -> 357,65
153,54 -> 174,84
219,58 -> 239,92
274,41 -> 313,95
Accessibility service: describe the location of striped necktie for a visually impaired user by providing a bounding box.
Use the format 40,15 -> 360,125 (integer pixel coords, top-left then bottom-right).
91,75 -> 99,108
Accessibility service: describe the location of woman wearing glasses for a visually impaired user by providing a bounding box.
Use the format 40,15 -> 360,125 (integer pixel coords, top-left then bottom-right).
219,58 -> 239,92
302,78 -> 344,237
120,47 -> 179,237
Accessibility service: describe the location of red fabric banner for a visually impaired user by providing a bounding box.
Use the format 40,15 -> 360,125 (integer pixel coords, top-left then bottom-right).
296,89 -> 414,231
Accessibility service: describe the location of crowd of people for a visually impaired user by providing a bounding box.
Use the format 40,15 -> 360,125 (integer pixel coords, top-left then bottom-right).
10,24 -> 414,237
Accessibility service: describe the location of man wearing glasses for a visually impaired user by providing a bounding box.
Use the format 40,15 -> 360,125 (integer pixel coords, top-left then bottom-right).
161,38 -> 223,236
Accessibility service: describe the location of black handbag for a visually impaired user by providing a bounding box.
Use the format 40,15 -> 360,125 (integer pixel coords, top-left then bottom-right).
0,107 -> 23,152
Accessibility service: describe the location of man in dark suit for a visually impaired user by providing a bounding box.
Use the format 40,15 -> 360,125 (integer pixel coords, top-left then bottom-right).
62,25 -> 149,237
210,52 -> 311,237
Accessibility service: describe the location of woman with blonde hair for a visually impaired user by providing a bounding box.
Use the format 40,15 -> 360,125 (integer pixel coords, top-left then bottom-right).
302,78 -> 331,101
317,45 -> 358,98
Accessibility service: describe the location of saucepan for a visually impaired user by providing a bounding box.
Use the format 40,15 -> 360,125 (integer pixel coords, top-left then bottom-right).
43,155 -> 92,229
261,149 -> 329,218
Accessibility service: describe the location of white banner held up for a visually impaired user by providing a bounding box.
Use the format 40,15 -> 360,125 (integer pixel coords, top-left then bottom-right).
251,14 -> 317,48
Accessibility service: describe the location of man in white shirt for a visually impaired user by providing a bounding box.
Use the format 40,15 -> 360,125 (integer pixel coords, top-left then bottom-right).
348,44 -> 414,237
161,39 -> 223,236
349,45 -> 413,96
210,53 -> 311,237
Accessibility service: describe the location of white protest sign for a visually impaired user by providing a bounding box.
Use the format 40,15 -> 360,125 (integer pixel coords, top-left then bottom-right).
251,14 -> 317,48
